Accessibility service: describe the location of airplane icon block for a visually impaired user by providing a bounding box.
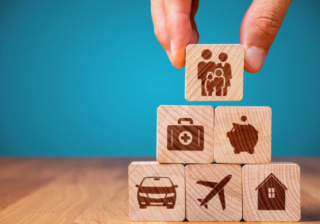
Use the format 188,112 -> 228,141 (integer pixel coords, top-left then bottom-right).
186,164 -> 242,222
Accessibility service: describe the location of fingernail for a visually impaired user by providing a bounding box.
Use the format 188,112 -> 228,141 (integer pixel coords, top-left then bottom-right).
170,39 -> 175,66
174,61 -> 185,69
170,40 -> 174,56
170,39 -> 185,68
165,50 -> 173,64
245,46 -> 266,71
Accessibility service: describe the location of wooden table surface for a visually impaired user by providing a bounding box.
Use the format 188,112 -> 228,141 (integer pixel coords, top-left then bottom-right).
0,157 -> 319,224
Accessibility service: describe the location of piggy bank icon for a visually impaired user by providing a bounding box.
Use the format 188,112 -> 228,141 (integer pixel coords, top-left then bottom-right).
226,116 -> 258,154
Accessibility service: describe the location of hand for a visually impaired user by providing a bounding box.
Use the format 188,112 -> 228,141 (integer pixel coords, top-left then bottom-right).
151,0 -> 291,73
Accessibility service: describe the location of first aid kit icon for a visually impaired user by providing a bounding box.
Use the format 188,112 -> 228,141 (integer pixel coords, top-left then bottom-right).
167,118 -> 204,151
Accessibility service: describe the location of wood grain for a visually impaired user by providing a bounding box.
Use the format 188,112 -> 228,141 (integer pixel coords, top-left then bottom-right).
0,157 -> 319,223
186,164 -> 242,221
128,162 -> 185,221
0,158 -> 56,210
0,159 -> 121,224
185,44 -> 244,101
243,163 -> 301,221
157,105 -> 214,163
214,106 -> 272,164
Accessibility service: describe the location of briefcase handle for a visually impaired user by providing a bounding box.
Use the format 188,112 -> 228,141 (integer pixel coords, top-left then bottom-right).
178,118 -> 193,124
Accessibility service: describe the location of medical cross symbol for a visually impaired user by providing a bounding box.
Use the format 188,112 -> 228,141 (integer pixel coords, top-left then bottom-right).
180,133 -> 191,143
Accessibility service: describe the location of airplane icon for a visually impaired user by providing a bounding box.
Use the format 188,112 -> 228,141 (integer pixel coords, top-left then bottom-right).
196,175 -> 232,210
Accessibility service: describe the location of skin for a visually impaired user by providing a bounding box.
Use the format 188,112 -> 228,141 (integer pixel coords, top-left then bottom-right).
151,0 -> 292,73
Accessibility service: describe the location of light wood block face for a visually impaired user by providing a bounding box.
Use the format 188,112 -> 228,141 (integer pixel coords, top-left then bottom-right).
128,162 -> 185,221
243,163 -> 301,221
185,44 -> 244,101
186,164 -> 242,221
157,105 -> 214,164
214,106 -> 272,164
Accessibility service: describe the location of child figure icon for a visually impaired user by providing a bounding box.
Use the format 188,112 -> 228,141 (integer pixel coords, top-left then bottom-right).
198,50 -> 232,97
205,68 -> 225,96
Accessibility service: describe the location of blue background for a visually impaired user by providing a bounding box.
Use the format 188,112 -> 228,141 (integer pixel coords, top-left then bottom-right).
0,0 -> 319,156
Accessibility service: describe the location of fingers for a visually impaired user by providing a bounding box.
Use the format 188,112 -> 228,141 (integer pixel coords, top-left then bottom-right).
151,0 -> 173,63
151,0 -> 199,69
240,0 -> 291,73
164,0 -> 193,68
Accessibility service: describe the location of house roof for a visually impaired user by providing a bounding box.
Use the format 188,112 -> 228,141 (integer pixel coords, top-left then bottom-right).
255,173 -> 288,191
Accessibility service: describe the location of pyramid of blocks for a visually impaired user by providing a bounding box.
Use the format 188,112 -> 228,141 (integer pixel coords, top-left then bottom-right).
128,44 -> 301,222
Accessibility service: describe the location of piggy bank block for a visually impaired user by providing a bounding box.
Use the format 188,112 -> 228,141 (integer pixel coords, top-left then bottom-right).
214,106 -> 271,164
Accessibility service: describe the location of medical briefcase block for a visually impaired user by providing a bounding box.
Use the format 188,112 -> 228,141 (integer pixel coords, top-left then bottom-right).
167,118 -> 204,151
157,105 -> 214,164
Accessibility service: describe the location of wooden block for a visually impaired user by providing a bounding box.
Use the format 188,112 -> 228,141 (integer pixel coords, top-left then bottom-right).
128,162 -> 185,221
185,44 -> 244,101
186,164 -> 242,221
214,106 -> 271,164
157,105 -> 214,163
243,163 -> 301,221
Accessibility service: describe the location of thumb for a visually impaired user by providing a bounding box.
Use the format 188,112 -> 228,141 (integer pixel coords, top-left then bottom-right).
240,0 -> 291,73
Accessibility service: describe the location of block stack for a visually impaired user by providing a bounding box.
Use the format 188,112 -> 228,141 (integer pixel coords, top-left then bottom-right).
128,44 -> 301,222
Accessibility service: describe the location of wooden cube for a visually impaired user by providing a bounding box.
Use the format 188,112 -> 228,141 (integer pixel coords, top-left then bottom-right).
243,163 -> 301,221
185,44 -> 244,101
128,162 -> 185,221
214,106 -> 271,164
186,164 -> 242,221
157,105 -> 214,163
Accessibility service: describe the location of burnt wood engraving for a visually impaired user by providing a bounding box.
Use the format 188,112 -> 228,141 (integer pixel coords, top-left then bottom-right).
227,115 -> 258,154
198,50 -> 232,97
136,177 -> 178,209
255,173 -> 287,210
196,175 -> 232,210
167,118 -> 204,151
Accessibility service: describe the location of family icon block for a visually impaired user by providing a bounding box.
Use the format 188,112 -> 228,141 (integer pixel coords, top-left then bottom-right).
185,44 -> 244,101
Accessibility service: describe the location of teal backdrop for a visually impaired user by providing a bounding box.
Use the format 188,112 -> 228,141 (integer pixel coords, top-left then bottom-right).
0,0 -> 320,156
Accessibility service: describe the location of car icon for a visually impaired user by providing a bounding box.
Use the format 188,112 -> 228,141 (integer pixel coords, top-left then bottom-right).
136,177 -> 178,209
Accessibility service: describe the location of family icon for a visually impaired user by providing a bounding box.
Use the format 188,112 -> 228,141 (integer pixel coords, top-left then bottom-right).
198,49 -> 232,96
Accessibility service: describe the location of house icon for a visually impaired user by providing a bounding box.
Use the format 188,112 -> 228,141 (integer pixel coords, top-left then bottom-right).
255,173 -> 287,210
